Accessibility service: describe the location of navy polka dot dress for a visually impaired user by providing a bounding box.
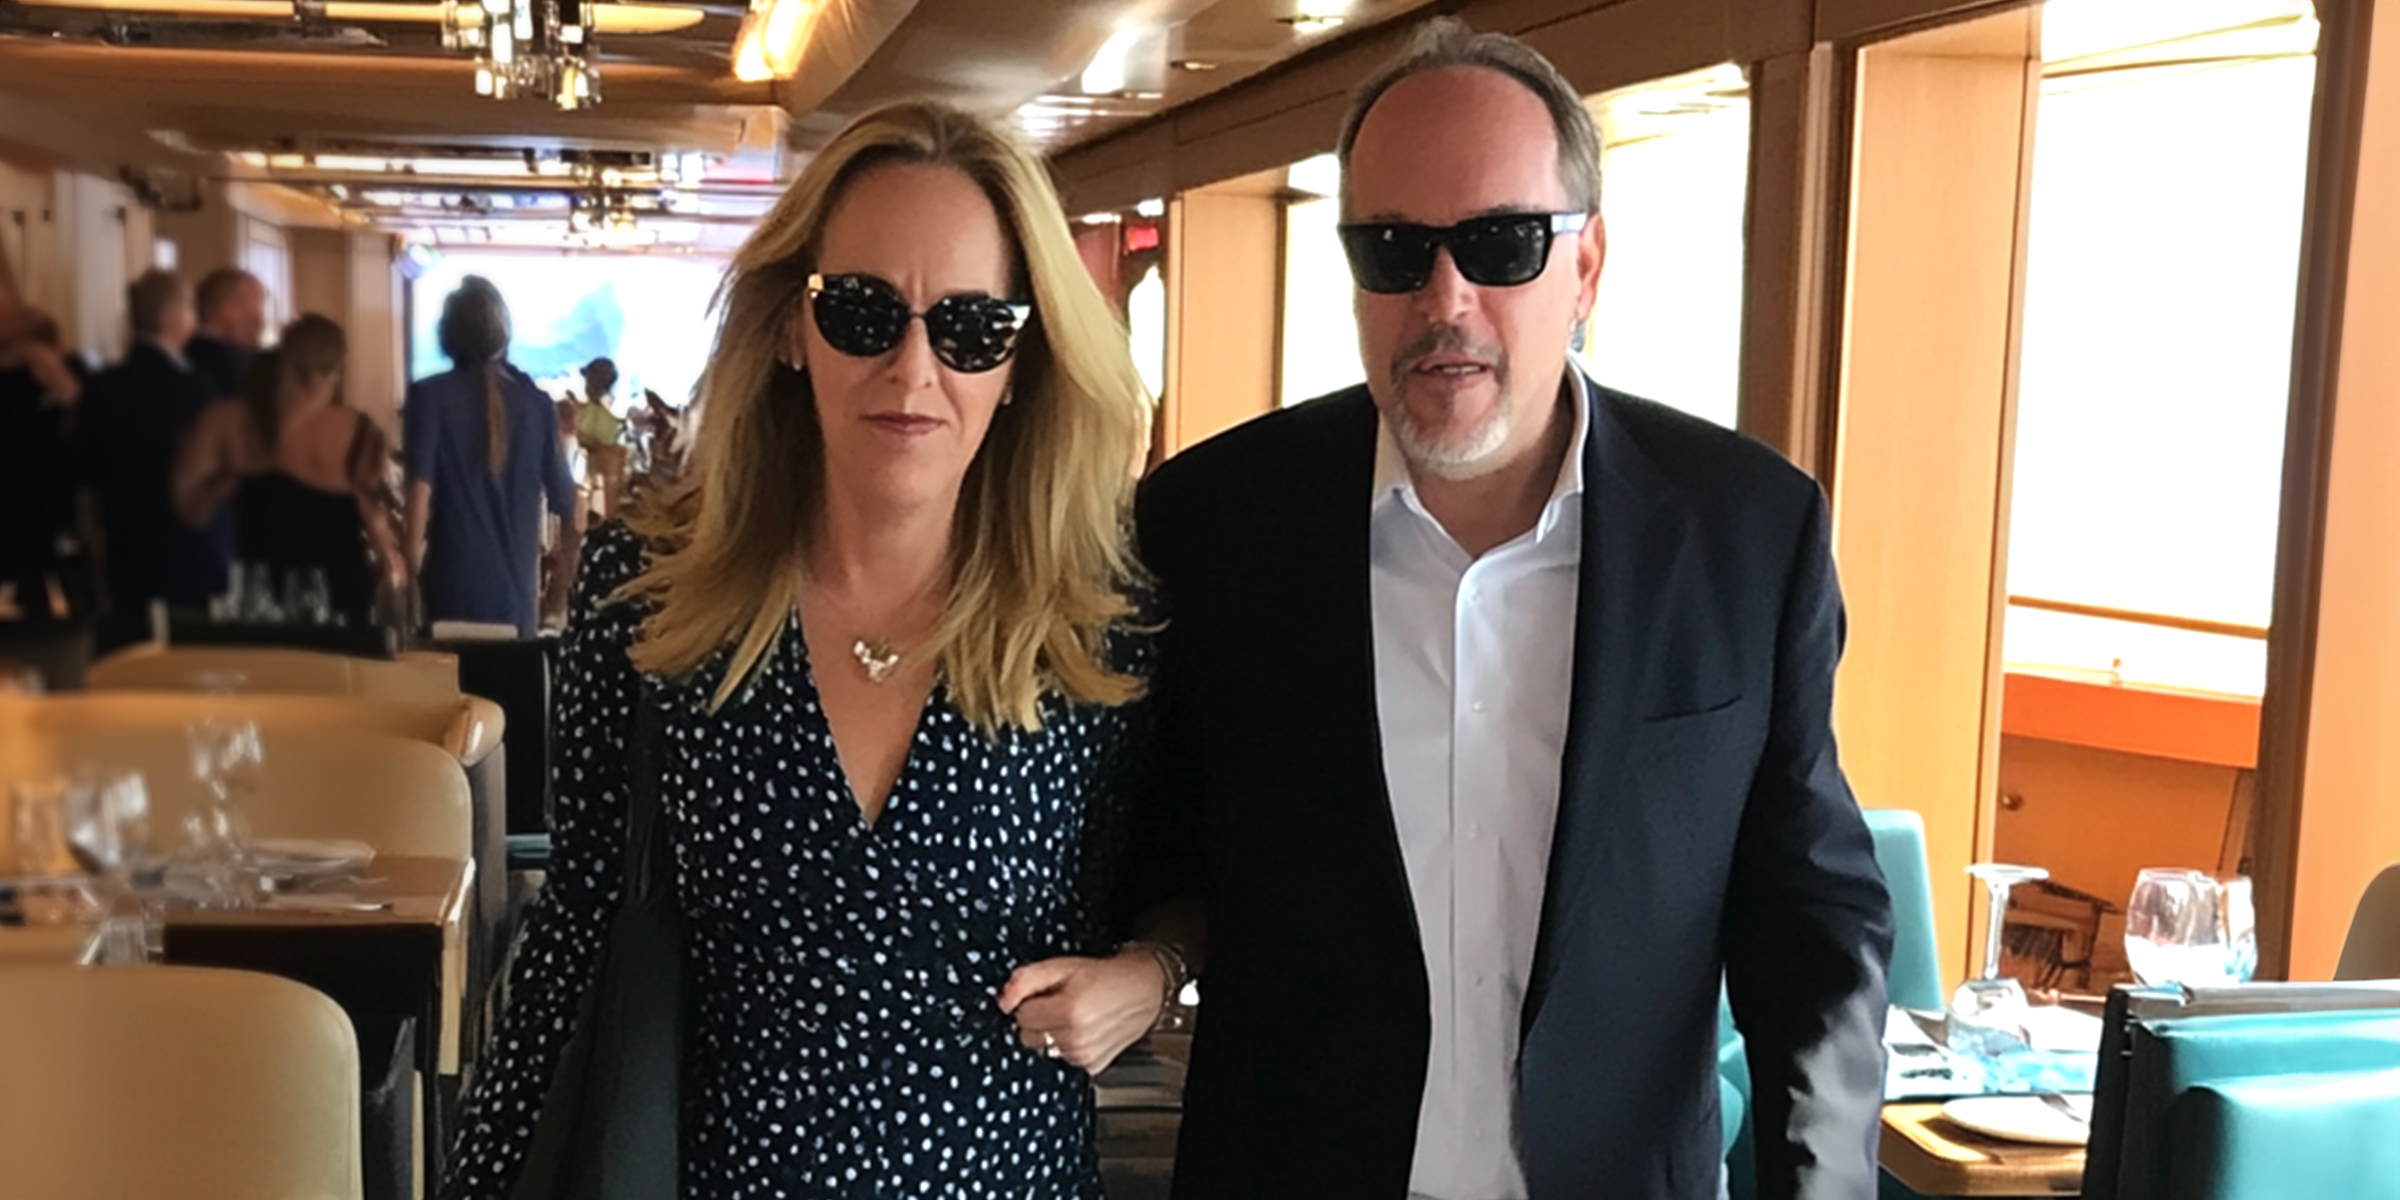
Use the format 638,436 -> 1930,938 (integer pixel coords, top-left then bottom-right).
440,524 -> 1146,1199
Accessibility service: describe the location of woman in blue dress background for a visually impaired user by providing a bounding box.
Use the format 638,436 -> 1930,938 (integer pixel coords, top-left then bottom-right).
440,100 -> 1176,1199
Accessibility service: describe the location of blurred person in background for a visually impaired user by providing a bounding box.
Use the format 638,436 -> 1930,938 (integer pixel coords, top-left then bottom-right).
74,269 -> 230,649
174,314 -> 402,628
186,266 -> 269,400
403,275 -> 580,636
0,301 -> 89,622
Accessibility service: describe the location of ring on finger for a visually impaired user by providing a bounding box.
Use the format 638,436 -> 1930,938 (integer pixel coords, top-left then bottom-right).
1042,1030 -> 1060,1059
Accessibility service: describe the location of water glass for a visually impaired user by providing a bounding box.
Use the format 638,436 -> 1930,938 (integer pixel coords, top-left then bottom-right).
1948,862 -> 2050,1058
183,714 -> 266,908
2124,868 -> 2253,987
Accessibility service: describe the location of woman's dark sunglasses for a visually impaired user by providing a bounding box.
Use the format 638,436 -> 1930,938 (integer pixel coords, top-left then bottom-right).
1336,212 -> 1590,295
805,272 -> 1033,374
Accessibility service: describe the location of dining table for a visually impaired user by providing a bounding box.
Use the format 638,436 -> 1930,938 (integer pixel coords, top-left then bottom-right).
163,853 -> 474,1194
1881,1101 -> 2087,1196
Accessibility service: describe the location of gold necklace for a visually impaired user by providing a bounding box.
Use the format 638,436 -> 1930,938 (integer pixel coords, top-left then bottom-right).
850,639 -> 903,684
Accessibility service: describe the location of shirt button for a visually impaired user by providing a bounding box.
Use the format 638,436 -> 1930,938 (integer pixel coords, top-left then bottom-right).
1468,822 -> 1483,839
1470,699 -> 1487,713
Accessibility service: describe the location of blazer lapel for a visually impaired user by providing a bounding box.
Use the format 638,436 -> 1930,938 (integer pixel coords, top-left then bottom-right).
1523,380 -> 1681,1032
1317,393 -> 1424,950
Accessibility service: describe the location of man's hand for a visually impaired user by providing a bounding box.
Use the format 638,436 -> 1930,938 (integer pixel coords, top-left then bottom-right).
998,948 -> 1167,1075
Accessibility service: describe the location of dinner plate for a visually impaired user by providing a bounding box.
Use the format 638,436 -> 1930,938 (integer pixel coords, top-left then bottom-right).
1939,1094 -> 2092,1146
250,838 -> 376,882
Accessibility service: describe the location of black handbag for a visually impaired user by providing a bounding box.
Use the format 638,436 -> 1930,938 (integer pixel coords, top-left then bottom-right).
509,686 -> 683,1200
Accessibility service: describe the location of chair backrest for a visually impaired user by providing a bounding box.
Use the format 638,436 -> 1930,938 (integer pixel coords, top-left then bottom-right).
0,691 -> 503,766
1,723 -> 473,864
2336,862 -> 2400,981
2083,981 -> 2400,1200
1862,807 -> 1946,1012
0,965 -> 362,1200
89,645 -> 461,702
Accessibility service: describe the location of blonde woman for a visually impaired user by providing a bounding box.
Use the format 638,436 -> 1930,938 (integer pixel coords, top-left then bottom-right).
440,101 -> 1171,1199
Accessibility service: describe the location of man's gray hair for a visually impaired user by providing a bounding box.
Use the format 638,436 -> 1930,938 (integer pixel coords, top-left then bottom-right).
1334,17 -> 1603,216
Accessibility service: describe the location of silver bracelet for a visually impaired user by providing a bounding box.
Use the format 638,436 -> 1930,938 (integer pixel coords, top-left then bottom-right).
1120,939 -> 1192,1031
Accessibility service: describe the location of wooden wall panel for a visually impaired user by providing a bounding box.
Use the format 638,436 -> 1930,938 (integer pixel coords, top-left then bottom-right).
1741,45 -> 1843,474
287,227 -> 405,437
1829,10 -> 2038,988
2277,0 -> 2400,981
348,231 -> 404,439
1160,182 -> 1281,455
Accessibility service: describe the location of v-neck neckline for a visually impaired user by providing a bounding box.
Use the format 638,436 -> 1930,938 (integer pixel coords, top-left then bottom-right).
789,616 -> 939,832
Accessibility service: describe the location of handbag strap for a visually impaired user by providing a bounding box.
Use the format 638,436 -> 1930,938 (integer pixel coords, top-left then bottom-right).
622,683 -> 672,905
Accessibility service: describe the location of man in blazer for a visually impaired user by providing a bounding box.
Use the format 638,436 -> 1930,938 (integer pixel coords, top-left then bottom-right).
75,269 -> 226,650
1132,20 -> 1893,1200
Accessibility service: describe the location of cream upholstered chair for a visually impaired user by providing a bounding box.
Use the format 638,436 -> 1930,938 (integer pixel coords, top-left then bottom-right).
0,726 -> 470,861
2336,862 -> 2400,981
0,965 -> 362,1200
0,691 -> 501,767
87,645 -> 461,702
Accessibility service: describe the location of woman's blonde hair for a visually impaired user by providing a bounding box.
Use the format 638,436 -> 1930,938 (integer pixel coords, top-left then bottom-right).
622,99 -> 1150,729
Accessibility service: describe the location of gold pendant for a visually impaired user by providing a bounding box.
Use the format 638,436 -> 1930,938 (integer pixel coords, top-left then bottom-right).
851,638 -> 901,684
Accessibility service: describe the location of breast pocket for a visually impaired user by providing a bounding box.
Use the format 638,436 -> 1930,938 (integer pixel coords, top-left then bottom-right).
1626,698 -> 1764,861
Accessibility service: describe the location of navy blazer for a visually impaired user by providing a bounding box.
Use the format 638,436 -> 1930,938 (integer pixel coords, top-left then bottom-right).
76,341 -> 231,613
1132,380 -> 1893,1200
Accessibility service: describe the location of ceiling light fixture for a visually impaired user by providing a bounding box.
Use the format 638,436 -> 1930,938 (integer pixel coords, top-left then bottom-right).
441,0 -> 600,108
11,0 -> 698,32
1276,12 -> 1346,32
1078,25 -> 1165,97
731,0 -> 818,82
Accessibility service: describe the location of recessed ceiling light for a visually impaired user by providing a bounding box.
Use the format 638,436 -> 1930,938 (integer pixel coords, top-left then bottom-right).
1171,58 -> 1218,71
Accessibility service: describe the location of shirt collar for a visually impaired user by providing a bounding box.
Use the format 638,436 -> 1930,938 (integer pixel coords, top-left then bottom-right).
1371,368 -> 1590,546
143,337 -> 189,372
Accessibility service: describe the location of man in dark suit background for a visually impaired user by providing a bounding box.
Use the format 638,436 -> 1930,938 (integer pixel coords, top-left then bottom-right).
1132,20 -> 1892,1200
0,301 -> 88,619
186,266 -> 268,401
75,268 -> 228,650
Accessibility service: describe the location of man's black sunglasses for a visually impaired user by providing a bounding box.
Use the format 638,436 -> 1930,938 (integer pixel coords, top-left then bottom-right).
805,272 -> 1033,374
1336,212 -> 1590,295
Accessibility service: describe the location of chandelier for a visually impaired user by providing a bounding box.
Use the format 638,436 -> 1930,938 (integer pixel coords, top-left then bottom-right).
441,0 -> 600,109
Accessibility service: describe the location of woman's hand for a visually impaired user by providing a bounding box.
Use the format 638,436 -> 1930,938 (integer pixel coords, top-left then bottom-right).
997,947 -> 1165,1075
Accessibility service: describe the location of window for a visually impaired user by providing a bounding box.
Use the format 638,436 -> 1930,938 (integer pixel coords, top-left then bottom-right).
1278,155 -> 1363,406
1579,65 -> 1750,429
2002,0 -> 2318,695
406,251 -> 725,411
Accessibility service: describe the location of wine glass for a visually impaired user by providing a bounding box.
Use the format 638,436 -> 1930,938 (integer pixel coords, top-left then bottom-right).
65,768 -> 160,964
294,568 -> 335,626
1948,862 -> 2050,1058
2125,868 -> 2247,987
184,699 -> 265,909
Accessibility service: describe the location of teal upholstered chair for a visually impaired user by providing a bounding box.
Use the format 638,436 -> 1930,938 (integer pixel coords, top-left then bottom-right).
1722,807 -> 1941,1199
2084,981 -> 2400,1200
1862,808 -> 1944,1014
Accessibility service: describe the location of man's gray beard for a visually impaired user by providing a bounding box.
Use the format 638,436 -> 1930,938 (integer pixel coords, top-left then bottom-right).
1389,382 -> 1514,481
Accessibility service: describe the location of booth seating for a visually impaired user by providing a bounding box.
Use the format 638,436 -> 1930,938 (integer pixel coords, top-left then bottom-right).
88,644 -> 463,702
0,965 -> 363,1200
2083,980 -> 2400,1200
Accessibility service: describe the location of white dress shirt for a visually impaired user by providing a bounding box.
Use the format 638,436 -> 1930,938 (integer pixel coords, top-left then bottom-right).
1372,379 -> 1588,1200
